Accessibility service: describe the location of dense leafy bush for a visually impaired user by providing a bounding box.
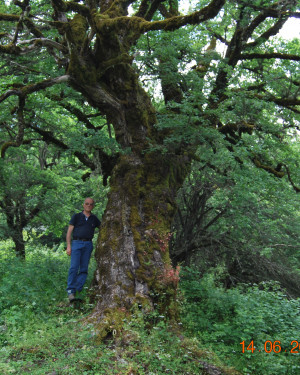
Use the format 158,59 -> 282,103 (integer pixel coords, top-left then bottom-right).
180,267 -> 300,374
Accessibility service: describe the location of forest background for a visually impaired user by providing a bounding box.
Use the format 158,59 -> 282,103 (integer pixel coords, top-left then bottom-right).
0,0 -> 300,374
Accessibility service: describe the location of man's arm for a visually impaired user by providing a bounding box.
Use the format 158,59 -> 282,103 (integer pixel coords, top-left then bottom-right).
66,225 -> 74,256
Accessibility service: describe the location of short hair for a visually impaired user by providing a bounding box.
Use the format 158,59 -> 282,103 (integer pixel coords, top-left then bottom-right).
84,197 -> 95,205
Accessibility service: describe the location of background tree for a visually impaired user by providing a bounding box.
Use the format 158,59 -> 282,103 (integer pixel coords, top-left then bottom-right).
170,158 -> 300,297
0,0 -> 299,328
0,147 -> 56,257
0,144 -> 78,257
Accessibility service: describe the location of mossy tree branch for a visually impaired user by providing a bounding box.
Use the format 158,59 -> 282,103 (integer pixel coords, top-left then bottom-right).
254,94 -> 300,113
51,0 -> 90,16
253,158 -> 285,178
252,159 -> 300,193
0,13 -> 20,22
107,0 -> 226,34
240,52 -> 300,61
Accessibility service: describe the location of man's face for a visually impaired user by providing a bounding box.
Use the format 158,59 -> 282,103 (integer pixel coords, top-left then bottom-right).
83,199 -> 94,212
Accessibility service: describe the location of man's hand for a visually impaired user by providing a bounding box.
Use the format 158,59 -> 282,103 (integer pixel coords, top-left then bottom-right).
66,245 -> 72,256
66,224 -> 74,256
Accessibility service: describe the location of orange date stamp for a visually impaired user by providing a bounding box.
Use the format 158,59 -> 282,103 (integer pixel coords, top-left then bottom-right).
240,340 -> 300,354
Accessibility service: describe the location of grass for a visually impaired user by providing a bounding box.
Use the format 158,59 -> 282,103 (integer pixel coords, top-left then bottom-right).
3,241 -> 297,374
0,242 -> 235,375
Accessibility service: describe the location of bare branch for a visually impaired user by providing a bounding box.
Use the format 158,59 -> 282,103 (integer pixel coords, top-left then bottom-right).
284,164 -> 300,193
46,93 -> 104,131
17,37 -> 68,54
0,75 -> 70,103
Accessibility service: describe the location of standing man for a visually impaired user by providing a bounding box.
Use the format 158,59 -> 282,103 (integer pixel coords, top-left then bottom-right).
66,197 -> 101,302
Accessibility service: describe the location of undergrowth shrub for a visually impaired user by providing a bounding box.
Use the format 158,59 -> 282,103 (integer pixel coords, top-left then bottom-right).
0,242 -> 233,375
0,243 -> 95,345
0,246 -> 68,311
180,267 -> 300,375
6,241 -> 298,374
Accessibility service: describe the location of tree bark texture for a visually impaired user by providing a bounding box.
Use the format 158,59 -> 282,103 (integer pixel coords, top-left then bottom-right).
92,151 -> 189,316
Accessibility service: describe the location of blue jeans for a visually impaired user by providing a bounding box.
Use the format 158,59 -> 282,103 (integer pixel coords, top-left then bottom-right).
67,240 -> 93,295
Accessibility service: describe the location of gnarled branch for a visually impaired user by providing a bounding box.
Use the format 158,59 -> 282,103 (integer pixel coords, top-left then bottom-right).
253,158 -> 285,178
0,75 -> 70,103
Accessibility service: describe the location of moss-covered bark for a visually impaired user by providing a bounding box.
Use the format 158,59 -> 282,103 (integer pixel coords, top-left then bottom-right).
91,151 -> 189,318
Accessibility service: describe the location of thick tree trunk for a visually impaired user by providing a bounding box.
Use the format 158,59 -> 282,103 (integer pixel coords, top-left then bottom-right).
91,151 -> 189,317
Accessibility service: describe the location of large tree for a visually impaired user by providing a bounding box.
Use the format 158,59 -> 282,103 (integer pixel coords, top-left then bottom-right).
1,0 -> 299,328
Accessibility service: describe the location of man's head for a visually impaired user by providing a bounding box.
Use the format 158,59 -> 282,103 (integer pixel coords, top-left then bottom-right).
83,198 -> 95,212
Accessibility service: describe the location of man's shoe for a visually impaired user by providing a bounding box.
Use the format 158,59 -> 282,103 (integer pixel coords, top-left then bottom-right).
68,293 -> 75,302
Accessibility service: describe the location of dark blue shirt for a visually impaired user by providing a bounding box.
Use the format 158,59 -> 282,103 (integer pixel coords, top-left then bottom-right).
69,212 -> 101,240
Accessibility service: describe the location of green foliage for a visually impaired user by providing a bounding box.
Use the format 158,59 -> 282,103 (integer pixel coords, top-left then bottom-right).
0,2 -> 299,372
171,146 -> 300,295
180,267 -> 300,375
0,245 -> 70,321
1,242 -> 299,375
0,142 -> 108,252
0,243 -> 229,375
